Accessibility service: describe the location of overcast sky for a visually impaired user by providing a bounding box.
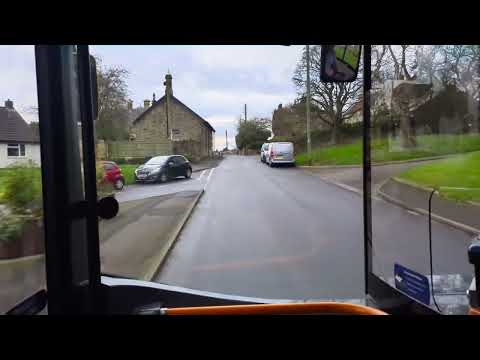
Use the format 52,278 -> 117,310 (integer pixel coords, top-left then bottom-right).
0,45 -> 303,149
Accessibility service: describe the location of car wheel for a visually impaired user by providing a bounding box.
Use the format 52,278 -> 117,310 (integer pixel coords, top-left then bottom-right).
159,173 -> 168,183
269,161 -> 275,168
185,167 -> 192,179
114,178 -> 124,190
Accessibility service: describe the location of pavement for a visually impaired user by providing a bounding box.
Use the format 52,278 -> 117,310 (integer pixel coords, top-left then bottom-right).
379,178 -> 480,234
100,190 -> 203,280
302,158 -> 480,234
0,164 -> 219,313
155,155 -> 473,300
301,158 -> 444,195
0,255 -> 45,314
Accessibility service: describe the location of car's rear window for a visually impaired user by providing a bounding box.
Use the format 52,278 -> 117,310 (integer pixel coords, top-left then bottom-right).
146,156 -> 169,165
273,143 -> 293,152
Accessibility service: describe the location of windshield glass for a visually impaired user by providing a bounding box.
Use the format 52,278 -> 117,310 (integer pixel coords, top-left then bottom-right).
370,45 -> 479,314
145,156 -> 169,165
4,44 -> 478,315
92,45 -> 365,301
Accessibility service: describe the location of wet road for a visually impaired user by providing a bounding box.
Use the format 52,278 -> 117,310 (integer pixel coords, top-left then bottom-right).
115,168 -> 214,203
155,155 -> 473,300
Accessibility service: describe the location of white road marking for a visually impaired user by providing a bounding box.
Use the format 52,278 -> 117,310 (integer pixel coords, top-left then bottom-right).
407,210 -> 420,216
197,170 -> 207,181
206,167 -> 215,184
204,168 -> 216,191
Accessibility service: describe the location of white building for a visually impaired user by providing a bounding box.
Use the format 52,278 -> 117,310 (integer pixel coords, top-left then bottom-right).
0,99 -> 41,168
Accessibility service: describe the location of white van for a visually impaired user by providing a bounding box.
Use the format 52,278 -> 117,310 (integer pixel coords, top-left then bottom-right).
266,142 -> 295,167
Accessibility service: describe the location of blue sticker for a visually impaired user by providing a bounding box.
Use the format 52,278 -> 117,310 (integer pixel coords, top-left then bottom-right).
394,263 -> 430,305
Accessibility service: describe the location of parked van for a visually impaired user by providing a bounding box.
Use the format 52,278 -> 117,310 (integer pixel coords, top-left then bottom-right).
266,142 -> 295,167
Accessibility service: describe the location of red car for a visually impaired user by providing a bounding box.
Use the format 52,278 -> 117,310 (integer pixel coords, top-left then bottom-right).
100,161 -> 125,190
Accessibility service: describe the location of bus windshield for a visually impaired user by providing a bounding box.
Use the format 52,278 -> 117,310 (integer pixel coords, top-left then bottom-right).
1,44 -> 478,315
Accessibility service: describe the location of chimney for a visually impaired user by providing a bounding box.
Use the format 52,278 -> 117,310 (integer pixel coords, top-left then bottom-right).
127,100 -> 133,111
164,73 -> 173,97
5,99 -> 13,109
144,99 -> 151,108
152,93 -> 156,103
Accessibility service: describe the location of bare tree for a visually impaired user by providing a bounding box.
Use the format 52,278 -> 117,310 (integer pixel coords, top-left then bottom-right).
93,56 -> 130,141
435,45 -> 480,100
293,45 -> 363,144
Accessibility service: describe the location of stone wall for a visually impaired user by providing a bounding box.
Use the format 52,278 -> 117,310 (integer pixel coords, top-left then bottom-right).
101,140 -> 172,162
169,99 -> 212,159
130,102 -> 168,141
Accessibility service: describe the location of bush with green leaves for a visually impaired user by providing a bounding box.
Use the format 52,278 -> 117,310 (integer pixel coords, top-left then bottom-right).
0,213 -> 26,245
1,161 -> 42,212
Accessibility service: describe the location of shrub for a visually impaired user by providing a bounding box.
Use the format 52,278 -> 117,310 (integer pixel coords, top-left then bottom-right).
0,213 -> 26,245
1,162 -> 42,212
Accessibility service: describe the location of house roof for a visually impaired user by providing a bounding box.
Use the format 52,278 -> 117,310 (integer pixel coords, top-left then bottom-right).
132,95 -> 215,132
0,106 -> 39,143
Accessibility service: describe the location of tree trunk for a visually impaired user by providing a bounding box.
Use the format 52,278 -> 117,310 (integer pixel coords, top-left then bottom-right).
393,97 -> 417,148
331,122 -> 337,144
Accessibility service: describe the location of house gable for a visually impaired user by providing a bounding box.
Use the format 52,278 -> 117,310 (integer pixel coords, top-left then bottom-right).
0,101 -> 39,143
132,95 -> 215,133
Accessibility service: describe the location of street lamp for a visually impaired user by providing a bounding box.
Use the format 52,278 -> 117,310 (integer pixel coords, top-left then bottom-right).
306,45 -> 312,165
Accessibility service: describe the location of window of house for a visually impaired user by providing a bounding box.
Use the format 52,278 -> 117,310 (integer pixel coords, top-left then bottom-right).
7,143 -> 26,157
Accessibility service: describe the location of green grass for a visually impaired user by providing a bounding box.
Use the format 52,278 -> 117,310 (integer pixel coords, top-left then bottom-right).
296,134 -> 480,166
397,151 -> 480,203
296,141 -> 363,166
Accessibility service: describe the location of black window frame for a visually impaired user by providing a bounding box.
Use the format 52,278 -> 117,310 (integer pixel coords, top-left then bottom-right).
7,143 -> 25,157
35,45 -> 103,315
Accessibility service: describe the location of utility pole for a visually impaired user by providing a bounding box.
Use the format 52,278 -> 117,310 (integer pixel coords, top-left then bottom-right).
306,45 -> 312,165
244,104 -> 247,155
225,130 -> 228,150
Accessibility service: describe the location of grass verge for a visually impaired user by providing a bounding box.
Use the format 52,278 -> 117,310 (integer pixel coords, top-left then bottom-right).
295,134 -> 480,166
396,151 -> 480,203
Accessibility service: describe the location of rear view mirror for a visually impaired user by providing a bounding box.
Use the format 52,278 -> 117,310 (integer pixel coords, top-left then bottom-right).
168,161 -> 174,167
320,45 -> 361,83
89,55 -> 99,120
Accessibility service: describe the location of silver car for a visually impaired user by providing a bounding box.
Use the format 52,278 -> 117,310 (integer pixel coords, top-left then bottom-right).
260,143 -> 269,163
266,142 -> 295,167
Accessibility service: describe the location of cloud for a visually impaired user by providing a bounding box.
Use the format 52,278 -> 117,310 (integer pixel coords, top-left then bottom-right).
0,45 -> 38,122
92,45 -> 303,119
1,45 -> 304,129
214,134 -> 236,150
205,114 -> 239,128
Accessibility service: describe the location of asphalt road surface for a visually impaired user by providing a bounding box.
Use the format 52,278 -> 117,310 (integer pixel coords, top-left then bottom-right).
115,169 -> 214,203
155,155 -> 473,300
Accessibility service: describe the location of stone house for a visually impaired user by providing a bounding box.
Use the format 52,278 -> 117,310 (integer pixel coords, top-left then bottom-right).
0,99 -> 41,168
128,74 -> 215,162
271,99 -> 330,139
